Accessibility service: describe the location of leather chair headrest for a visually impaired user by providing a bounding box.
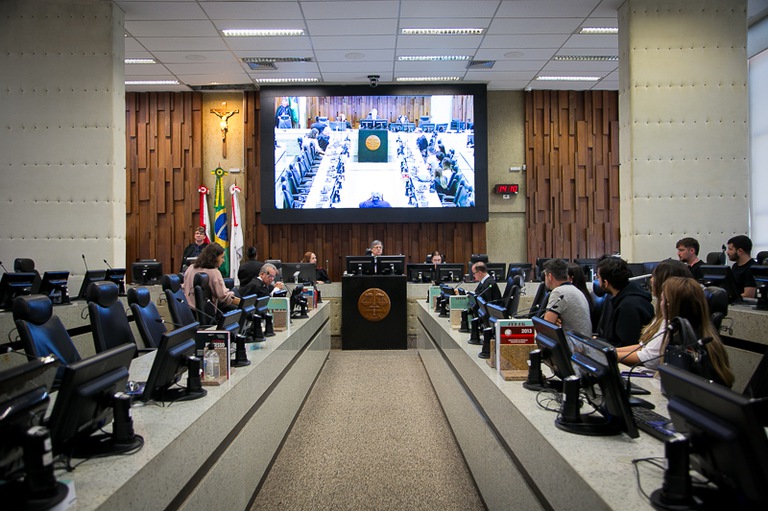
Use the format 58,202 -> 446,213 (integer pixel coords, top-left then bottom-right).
127,286 -> 151,308
162,273 -> 181,292
704,286 -> 729,316
14,258 -> 35,272
86,281 -> 119,307
12,295 -> 53,325
193,272 -> 210,288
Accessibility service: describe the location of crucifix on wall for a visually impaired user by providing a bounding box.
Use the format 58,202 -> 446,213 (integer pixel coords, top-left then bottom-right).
210,107 -> 239,158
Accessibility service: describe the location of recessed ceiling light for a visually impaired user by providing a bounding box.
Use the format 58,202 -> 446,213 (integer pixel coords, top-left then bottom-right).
125,80 -> 180,85
345,52 -> 366,60
397,55 -> 471,62
504,51 -> 525,58
185,55 -> 207,61
222,29 -> 304,37
125,58 -> 156,64
253,77 -> 319,83
242,57 -> 313,63
396,76 -> 461,82
536,76 -> 600,81
579,27 -> 618,35
401,28 -> 483,36
554,55 -> 619,61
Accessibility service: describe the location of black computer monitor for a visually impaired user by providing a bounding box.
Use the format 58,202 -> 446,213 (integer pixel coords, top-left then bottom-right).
506,263 -> 533,282
47,343 -> 136,457
484,262 -> 506,282
743,346 -> 768,399
216,309 -> 242,337
406,263 -> 437,283
698,265 -> 741,303
560,331 -> 639,438
376,255 -> 405,275
359,119 -> 375,129
76,269 -> 106,300
346,255 -> 375,275
0,357 -> 66,508
290,284 -> 309,318
372,119 -> 388,130
131,260 -> 163,285
104,268 -> 127,295
141,322 -> 202,403
573,258 -> 598,279
254,295 -> 271,317
475,296 -> 491,330
0,272 -> 36,310
37,271 -> 71,305
751,265 -> 768,310
436,263 -> 464,283
282,262 -> 317,284
531,316 -> 575,388
656,364 -> 768,507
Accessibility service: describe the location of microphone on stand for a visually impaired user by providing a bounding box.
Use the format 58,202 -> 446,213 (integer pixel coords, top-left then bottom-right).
176,297 -> 217,323
103,259 -> 113,269
81,254 -> 89,272
0,261 -> 8,273
154,318 -> 189,328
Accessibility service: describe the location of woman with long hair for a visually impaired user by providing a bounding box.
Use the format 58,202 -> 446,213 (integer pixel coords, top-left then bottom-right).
660,277 -> 734,388
567,263 -> 595,329
616,260 -> 692,367
182,242 -> 240,309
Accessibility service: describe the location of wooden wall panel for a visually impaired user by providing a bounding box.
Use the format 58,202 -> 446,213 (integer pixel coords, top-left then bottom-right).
525,90 -> 620,263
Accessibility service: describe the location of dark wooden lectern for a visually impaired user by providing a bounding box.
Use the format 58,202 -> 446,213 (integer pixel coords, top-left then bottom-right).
342,275 -> 406,349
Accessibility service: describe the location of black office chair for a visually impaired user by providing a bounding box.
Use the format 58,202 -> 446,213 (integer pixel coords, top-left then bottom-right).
127,286 -> 165,349
193,272 -> 216,326
704,286 -> 729,332
505,275 -> 524,317
162,274 -> 197,327
86,281 -> 137,355
705,251 -> 726,265
12,295 -> 81,387
13,257 -> 42,294
756,250 -> 768,265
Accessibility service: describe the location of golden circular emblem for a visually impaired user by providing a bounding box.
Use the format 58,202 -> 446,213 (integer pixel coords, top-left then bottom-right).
364,135 -> 381,151
358,288 -> 391,322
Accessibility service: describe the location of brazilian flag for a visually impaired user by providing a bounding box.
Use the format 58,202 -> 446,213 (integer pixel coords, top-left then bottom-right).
212,166 -> 229,277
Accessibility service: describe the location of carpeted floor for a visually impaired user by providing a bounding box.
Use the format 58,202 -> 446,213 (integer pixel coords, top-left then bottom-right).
250,350 -> 486,511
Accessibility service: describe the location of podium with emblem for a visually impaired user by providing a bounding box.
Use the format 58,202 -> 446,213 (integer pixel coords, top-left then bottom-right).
357,129 -> 389,163
341,275 -> 407,349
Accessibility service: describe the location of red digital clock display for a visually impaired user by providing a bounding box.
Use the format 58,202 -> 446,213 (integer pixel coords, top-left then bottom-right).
494,184 -> 519,194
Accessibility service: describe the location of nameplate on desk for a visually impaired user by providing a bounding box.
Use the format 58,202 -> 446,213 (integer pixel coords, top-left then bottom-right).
429,286 -> 442,310
268,297 -> 289,331
302,286 -> 316,309
493,318 -> 536,380
449,295 -> 470,329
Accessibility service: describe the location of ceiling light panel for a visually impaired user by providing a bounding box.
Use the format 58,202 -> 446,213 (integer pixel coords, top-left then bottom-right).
397,55 -> 471,61
536,75 -> 601,81
401,28 -> 483,36
580,27 -> 618,34
222,29 -> 304,37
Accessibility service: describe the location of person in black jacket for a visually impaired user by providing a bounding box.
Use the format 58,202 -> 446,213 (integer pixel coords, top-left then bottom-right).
595,256 -> 654,347
470,262 -> 502,303
181,226 -> 208,272
237,246 -> 263,288
240,263 -> 285,298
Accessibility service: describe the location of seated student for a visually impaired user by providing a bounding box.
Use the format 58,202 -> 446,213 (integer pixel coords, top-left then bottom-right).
726,234 -> 757,298
567,263 -> 597,331
595,256 -> 654,347
301,251 -> 330,283
676,237 -> 705,280
541,259 -> 592,336
616,260 -> 692,368
237,246 -> 263,288
302,128 -> 323,154
182,243 -> 240,309
239,263 -> 285,298
468,261 -> 501,302
656,277 -> 734,387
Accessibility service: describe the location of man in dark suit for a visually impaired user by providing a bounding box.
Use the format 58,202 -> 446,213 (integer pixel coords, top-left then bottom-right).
237,246 -> 263,287
240,263 -> 285,298
471,262 -> 502,302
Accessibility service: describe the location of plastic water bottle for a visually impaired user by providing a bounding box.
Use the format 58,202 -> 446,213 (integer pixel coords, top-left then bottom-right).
205,342 -> 220,380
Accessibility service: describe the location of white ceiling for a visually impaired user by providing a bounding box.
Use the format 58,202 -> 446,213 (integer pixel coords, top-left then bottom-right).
119,0 -> 768,92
